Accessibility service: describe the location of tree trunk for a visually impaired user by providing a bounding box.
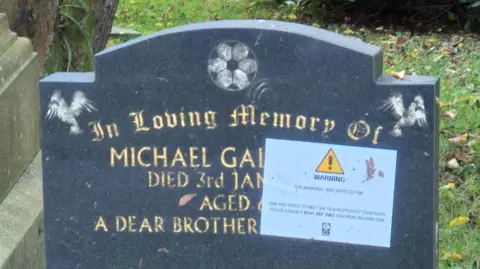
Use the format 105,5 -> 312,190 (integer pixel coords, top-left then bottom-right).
0,0 -> 58,77
93,0 -> 119,53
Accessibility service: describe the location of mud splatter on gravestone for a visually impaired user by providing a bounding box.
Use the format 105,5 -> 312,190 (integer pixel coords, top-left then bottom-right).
39,20 -> 439,269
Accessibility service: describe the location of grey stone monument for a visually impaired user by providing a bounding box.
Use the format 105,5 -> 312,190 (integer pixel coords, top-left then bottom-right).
0,12 -> 45,269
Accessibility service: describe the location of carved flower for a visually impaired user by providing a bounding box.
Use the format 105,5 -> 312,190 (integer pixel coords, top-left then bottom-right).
208,41 -> 258,91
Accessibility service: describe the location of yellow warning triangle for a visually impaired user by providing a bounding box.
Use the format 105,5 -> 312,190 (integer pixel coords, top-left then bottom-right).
316,148 -> 344,174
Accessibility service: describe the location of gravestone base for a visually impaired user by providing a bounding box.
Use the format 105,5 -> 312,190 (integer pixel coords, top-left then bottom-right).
0,153 -> 45,269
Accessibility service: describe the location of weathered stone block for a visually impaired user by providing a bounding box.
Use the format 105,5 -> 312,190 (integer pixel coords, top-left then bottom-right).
0,153 -> 45,269
0,12 -> 40,203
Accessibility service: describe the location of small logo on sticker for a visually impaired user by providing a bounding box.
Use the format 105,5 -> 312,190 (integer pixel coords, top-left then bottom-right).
322,222 -> 331,236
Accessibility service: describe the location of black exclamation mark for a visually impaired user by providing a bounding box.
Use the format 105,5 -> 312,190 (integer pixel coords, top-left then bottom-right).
328,156 -> 333,170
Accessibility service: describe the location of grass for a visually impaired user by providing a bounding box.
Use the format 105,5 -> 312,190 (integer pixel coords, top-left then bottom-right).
112,1 -> 480,268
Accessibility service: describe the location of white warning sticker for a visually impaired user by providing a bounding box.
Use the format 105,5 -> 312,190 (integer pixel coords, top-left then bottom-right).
260,138 -> 398,248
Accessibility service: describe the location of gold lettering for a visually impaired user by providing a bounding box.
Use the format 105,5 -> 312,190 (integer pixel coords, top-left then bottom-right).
129,111 -> 150,132
94,216 -> 108,232
189,147 -> 200,168
323,119 -> 335,133
259,148 -> 264,168
153,147 -> 167,167
130,147 -> 136,167
202,147 -> 211,167
196,172 -> 224,188
173,217 -> 182,233
148,171 -> 160,187
204,111 -> 217,129
295,116 -> 307,130
194,217 -> 209,233
309,117 -> 321,132
199,196 -> 214,211
183,217 -> 194,233
179,111 -> 186,127
110,147 -> 128,167
347,120 -> 371,141
373,126 -> 383,145
116,216 -> 127,231
199,194 -> 249,211
248,218 -> 258,234
138,147 -> 151,167
154,216 -> 165,232
139,218 -> 153,233
273,112 -> 291,128
237,218 -> 246,234
148,171 -> 188,188
106,123 -> 120,138
221,147 -> 236,168
223,217 -> 235,234
128,216 -> 136,232
229,105 -> 255,126
188,111 -> 202,127
171,147 -> 187,167
165,112 -> 177,128
260,112 -> 270,126
211,217 -> 220,234
239,149 -> 255,168
89,121 -> 105,142
152,115 -> 164,129
256,172 -> 263,188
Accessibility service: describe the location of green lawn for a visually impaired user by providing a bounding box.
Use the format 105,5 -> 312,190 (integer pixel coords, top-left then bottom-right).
113,1 -> 480,268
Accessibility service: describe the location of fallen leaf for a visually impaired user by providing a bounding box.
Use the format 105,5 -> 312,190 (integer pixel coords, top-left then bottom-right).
362,157 -> 376,182
287,14 -> 297,20
440,183 -> 455,190
395,36 -> 407,51
409,49 -> 419,58
179,193 -> 197,206
446,158 -> 460,170
157,248 -> 170,253
449,216 -> 469,227
391,70 -> 406,80
443,109 -> 457,119
450,149 -> 474,164
448,12 -> 457,21
343,28 -> 354,35
442,252 -> 462,261
448,134 -> 468,146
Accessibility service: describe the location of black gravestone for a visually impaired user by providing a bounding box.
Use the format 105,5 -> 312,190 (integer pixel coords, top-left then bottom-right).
39,20 -> 439,269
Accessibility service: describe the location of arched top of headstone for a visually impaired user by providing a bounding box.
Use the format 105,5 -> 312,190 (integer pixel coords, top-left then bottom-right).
98,20 -> 382,58
91,20 -> 384,81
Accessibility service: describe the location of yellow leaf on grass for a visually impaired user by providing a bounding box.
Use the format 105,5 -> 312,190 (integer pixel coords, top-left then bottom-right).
287,14 -> 297,20
448,12 -> 457,21
391,70 -> 406,80
440,183 -> 455,190
442,252 -> 462,261
343,28 -> 354,35
449,216 -> 469,227
410,49 -> 419,58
